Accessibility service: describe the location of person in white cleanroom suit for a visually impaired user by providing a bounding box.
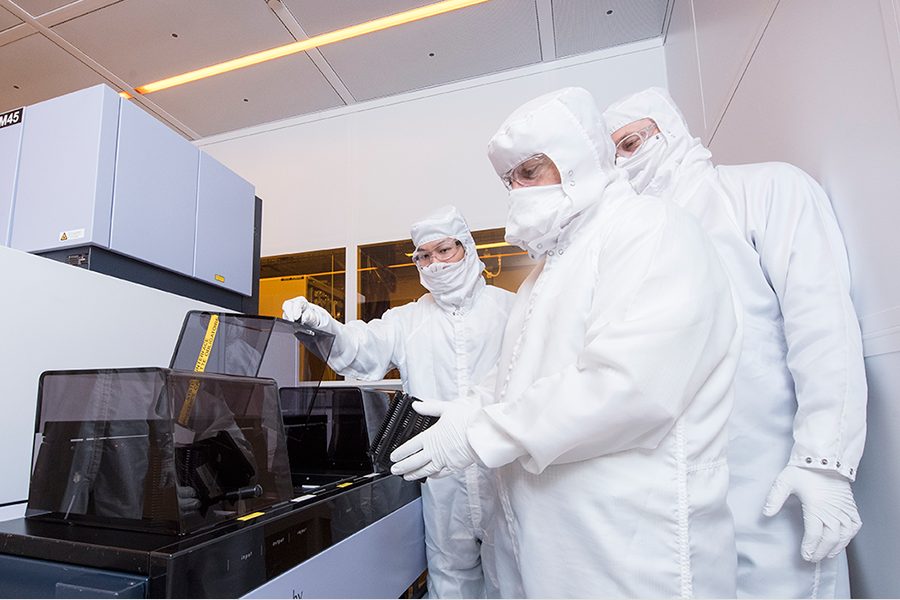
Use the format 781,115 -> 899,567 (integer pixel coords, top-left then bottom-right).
282,205 -> 514,599
390,87 -> 744,598
603,87 -> 867,599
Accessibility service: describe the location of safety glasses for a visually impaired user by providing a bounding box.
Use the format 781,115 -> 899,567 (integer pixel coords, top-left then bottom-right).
615,122 -> 659,158
500,153 -> 556,190
412,238 -> 464,266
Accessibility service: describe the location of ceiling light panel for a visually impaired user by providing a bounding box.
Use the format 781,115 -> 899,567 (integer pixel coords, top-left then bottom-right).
50,0 -> 300,88
286,0 -> 541,103
144,51 -> 346,138
553,0 -> 669,59
0,32 -> 109,113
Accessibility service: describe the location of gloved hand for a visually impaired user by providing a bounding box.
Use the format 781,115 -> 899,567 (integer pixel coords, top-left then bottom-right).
763,465 -> 862,562
390,401 -> 479,481
282,296 -> 337,332
176,484 -> 201,513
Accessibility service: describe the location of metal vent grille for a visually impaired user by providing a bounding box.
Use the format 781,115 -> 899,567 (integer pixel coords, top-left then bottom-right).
309,0 -> 542,103
552,0 -> 669,59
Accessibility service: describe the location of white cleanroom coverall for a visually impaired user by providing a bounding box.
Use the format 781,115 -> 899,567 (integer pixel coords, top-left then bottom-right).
604,87 -> 867,599
393,87 -> 743,598
283,205 -> 514,599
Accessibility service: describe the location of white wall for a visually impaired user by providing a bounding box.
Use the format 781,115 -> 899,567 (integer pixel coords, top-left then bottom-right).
0,245 -> 218,506
197,39 -> 667,322
664,1 -> 900,597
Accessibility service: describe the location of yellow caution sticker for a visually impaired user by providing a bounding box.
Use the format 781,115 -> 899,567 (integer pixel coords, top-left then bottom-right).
337,482 -> 353,488
215,274 -> 225,283
238,512 -> 265,521
177,379 -> 201,426
59,228 -> 85,242
194,314 -> 219,372
178,314 -> 219,425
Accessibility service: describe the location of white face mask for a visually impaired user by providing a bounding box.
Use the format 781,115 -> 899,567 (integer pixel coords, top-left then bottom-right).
417,247 -> 486,312
616,133 -> 667,194
418,256 -> 467,293
505,184 -> 571,260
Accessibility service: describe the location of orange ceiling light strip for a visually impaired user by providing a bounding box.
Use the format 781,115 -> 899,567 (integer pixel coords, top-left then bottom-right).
134,0 -> 491,95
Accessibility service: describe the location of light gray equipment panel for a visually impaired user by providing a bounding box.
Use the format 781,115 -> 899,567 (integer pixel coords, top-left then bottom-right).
243,498 -> 427,599
0,109 -> 24,247
7,84 -> 257,298
111,98 -> 199,278
195,152 -> 254,295
10,85 -> 119,252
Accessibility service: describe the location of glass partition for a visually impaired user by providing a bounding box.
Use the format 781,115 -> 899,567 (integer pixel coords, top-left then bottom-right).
255,229 -> 536,381
258,248 -> 345,323
358,227 -> 535,321
258,249 -> 345,381
357,228 -> 535,379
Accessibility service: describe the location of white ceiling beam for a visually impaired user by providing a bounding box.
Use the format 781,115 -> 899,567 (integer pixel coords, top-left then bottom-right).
535,0 -> 555,61
265,0 -> 357,106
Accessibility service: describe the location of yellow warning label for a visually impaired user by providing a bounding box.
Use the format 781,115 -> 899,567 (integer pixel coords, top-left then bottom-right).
194,314 -> 219,372
215,274 -> 225,283
60,233 -> 67,241
238,512 -> 265,521
178,379 -> 201,425
337,482 -> 353,488
178,315 -> 219,426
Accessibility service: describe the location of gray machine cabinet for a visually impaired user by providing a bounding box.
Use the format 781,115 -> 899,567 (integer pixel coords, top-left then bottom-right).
10,85 -> 119,252
111,98 -> 199,278
7,84 -> 256,298
194,153 -> 254,296
0,109 -> 23,246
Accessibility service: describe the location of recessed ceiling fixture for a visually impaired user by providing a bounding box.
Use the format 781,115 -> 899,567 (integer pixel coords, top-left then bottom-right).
133,0 -> 492,95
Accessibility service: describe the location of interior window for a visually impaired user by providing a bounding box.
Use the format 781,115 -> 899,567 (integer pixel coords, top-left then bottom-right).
257,229 -> 535,381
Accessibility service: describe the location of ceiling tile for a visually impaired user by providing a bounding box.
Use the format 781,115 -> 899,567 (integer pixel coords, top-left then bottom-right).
0,32 -> 109,113
553,0 -> 668,59
0,5 -> 22,33
314,0 -> 541,102
50,0 -> 296,87
13,0 -> 73,18
0,0 -> 670,139
283,0 -> 437,36
143,51 -> 345,137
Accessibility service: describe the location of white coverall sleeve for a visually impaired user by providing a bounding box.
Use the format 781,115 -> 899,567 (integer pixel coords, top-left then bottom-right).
469,202 -> 739,473
458,365 -> 500,409
732,162 -> 866,481
324,308 -> 404,381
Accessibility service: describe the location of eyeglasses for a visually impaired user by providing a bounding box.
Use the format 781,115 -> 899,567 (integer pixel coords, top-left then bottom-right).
412,238 -> 464,266
614,122 -> 659,158
500,154 -> 556,190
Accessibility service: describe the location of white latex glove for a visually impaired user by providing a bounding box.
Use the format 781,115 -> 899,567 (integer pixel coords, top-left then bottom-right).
177,484 -> 201,512
763,465 -> 862,562
281,296 -> 336,331
390,401 -> 479,481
